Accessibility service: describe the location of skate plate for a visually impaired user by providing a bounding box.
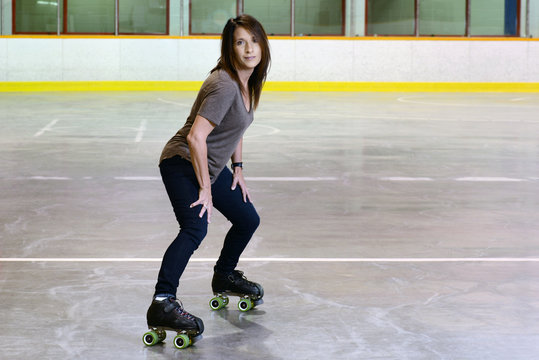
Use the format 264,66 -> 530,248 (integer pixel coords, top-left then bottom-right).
210,292 -> 263,312
142,326 -> 202,349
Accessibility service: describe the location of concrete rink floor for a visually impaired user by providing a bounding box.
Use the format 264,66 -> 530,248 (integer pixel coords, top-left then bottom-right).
0,91 -> 538,359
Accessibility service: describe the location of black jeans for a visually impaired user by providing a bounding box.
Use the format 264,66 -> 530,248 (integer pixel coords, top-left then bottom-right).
154,156 -> 260,297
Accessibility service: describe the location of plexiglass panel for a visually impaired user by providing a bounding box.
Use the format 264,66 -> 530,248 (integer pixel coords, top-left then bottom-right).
244,0 -> 290,35
190,0 -> 236,34
470,0 -> 518,36
15,0 -> 62,33
67,0 -> 114,33
531,0 -> 539,37
419,0 -> 466,35
367,0 -> 415,36
119,0 -> 167,34
295,0 -> 343,35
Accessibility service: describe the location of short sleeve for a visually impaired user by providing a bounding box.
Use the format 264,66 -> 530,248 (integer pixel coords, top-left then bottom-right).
197,77 -> 237,126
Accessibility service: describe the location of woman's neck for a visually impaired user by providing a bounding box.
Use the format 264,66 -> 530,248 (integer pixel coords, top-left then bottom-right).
237,68 -> 253,90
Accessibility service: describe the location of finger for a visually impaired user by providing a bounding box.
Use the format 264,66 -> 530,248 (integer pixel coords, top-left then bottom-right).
231,176 -> 238,190
207,205 -> 212,223
238,183 -> 250,203
198,204 -> 207,218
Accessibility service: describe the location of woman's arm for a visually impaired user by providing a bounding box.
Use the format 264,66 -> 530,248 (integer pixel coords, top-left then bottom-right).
231,138 -> 252,203
187,115 -> 216,222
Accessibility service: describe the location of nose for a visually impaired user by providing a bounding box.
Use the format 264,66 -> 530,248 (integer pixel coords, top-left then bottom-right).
245,41 -> 252,53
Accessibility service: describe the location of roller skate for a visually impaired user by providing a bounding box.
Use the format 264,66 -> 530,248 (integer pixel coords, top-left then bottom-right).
209,270 -> 264,312
142,296 -> 204,349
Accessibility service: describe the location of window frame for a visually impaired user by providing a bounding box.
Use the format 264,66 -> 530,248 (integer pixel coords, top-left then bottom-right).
12,0 -> 170,35
365,0 -> 521,38
188,0 -> 345,36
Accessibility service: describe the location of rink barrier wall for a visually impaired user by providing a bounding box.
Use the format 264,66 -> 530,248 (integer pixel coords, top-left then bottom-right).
1,36 -> 539,92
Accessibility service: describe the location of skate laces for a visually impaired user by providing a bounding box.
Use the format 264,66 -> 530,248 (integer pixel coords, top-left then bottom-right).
231,270 -> 255,286
170,298 -> 196,321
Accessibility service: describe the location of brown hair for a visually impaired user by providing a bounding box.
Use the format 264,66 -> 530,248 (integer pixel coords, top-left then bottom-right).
211,14 -> 271,110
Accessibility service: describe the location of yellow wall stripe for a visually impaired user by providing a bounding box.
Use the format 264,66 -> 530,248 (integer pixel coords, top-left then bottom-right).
1,81 -> 539,93
264,82 -> 539,92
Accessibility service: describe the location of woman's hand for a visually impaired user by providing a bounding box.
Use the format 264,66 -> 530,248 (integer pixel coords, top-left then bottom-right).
231,168 -> 251,203
190,187 -> 213,223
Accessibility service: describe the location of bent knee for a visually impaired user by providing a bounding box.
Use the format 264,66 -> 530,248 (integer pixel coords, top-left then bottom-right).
243,212 -> 260,234
181,221 -> 208,248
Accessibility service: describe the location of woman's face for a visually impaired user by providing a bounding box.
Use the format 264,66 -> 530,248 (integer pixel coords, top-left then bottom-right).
233,26 -> 261,71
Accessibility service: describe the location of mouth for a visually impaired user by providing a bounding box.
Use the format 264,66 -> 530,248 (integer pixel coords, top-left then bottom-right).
244,56 -> 256,61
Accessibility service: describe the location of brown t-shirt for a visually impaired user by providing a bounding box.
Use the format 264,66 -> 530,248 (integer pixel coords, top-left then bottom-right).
160,70 -> 254,183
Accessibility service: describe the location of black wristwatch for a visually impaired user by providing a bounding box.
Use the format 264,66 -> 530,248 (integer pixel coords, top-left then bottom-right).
231,162 -> 243,170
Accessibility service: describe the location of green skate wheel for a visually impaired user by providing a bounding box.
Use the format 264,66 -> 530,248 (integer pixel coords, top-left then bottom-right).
173,334 -> 191,349
238,298 -> 253,312
223,296 -> 229,306
143,330 -> 160,346
210,296 -> 225,310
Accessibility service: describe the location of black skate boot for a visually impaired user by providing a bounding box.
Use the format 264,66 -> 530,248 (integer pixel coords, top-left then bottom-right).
143,296 -> 204,349
209,270 -> 264,312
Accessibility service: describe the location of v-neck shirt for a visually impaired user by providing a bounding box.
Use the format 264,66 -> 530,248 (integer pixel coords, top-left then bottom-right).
160,69 -> 254,183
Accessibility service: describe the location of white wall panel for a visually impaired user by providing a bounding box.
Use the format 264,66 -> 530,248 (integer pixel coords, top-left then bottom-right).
267,39 -> 295,81
177,39 -> 219,80
63,39 -> 120,81
353,41 -> 413,82
468,41 -> 528,82
411,41 -> 470,82
0,38 -> 6,81
294,40 -> 354,82
2,38 -> 539,83
7,39 -> 62,81
120,39 -> 180,81
528,42 -> 539,80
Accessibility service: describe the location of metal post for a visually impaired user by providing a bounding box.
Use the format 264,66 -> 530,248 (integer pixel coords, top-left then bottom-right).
526,0 -> 530,37
349,0 -> 355,36
415,0 -> 419,36
291,0 -> 295,36
115,0 -> 119,35
180,0 -> 184,36
466,0 -> 470,37
57,0 -> 61,35
0,0 -> 3,35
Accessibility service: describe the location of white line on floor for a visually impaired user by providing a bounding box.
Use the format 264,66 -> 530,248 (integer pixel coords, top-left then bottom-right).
380,177 -> 434,181
381,177 -> 532,182
34,119 -> 59,137
112,176 -> 340,182
28,176 -> 71,180
247,177 -> 339,182
156,98 -> 191,107
1,257 -> 538,262
455,177 -> 526,182
14,176 -> 537,182
134,119 -> 147,143
114,176 -> 160,181
244,124 -> 281,139
397,96 -> 539,110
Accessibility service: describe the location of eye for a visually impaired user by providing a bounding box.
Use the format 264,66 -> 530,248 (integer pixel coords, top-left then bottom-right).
236,40 -> 245,46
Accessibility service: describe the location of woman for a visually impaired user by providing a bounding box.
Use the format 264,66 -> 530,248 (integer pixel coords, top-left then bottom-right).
146,14 -> 271,341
